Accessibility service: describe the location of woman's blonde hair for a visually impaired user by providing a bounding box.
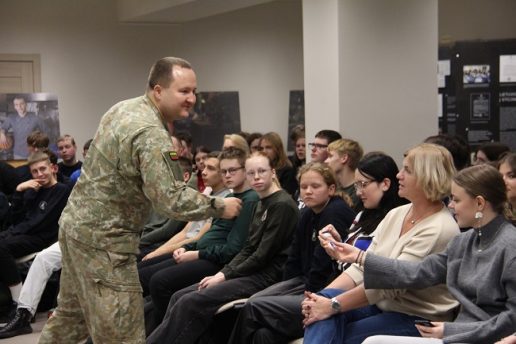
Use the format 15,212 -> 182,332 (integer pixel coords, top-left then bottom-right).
404,143 -> 456,202
223,134 -> 250,154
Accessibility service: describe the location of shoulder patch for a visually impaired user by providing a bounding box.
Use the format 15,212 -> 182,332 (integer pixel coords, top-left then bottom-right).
168,151 -> 179,161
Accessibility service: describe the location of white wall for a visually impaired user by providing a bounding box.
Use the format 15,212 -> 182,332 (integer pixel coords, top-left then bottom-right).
177,0 -> 303,143
0,0 -> 304,150
338,0 -> 438,161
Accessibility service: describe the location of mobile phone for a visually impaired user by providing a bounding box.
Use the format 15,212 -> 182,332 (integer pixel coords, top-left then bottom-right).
414,319 -> 434,327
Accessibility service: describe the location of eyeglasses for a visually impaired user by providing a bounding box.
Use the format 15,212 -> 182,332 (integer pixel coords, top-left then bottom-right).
354,180 -> 373,190
220,167 -> 244,176
246,168 -> 271,178
308,143 -> 328,150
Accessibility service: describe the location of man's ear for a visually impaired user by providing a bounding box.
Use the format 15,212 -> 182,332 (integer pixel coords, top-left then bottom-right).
340,154 -> 349,165
51,163 -> 59,175
153,85 -> 163,101
183,171 -> 191,183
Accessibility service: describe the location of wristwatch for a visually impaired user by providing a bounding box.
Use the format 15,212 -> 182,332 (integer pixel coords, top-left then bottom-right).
330,297 -> 341,313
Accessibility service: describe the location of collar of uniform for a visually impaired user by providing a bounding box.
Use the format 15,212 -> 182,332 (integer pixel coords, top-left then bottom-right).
144,94 -> 168,130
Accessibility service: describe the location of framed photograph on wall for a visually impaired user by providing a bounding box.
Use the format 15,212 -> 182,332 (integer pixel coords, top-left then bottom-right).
0,93 -> 60,160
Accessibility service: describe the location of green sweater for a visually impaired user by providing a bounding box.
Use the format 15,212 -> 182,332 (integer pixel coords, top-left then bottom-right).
184,188 -> 259,264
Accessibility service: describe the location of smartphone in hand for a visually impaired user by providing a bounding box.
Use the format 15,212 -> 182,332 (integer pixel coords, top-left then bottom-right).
414,319 -> 434,327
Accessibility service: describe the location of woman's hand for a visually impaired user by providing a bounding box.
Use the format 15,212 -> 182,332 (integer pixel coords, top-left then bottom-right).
301,291 -> 334,327
326,241 -> 361,264
318,225 -> 343,259
416,321 -> 444,339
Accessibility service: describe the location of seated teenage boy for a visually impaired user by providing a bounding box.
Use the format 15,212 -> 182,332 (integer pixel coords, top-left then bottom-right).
0,150 -> 71,337
139,153 -> 230,259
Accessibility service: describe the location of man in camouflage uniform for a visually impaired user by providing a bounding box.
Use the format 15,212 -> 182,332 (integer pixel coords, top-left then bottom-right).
39,57 -> 242,344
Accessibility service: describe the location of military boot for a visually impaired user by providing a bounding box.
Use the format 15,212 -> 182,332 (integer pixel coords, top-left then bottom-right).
0,308 -> 33,338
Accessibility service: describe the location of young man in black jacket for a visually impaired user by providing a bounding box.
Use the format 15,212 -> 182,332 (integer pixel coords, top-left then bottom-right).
0,150 -> 71,334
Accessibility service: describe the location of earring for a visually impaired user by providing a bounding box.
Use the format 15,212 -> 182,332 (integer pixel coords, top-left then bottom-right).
475,211 -> 483,219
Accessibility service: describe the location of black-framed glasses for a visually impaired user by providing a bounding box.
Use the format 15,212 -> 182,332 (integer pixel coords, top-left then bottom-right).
220,167 -> 244,176
354,180 -> 373,190
308,143 -> 328,150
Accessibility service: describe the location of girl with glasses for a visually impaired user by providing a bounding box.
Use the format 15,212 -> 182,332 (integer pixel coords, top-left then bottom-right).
302,144 -> 460,344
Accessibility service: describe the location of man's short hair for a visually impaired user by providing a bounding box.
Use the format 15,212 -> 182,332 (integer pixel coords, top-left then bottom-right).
27,131 -> 49,148
147,57 -> 192,90
27,150 -> 53,166
207,151 -> 221,160
327,138 -> 364,170
176,132 -> 193,148
57,134 -> 76,147
315,130 -> 342,144
219,147 -> 248,167
13,95 -> 26,103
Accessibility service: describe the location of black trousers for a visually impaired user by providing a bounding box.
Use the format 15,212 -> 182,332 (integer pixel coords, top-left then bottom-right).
0,230 -> 48,285
138,254 -> 222,330
228,277 -> 306,344
146,273 -> 277,344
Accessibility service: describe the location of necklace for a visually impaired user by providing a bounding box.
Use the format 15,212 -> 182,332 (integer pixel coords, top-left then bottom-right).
477,224 -> 504,252
407,203 -> 442,226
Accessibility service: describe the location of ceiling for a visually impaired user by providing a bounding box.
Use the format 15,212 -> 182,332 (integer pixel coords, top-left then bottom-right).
117,0 -> 279,23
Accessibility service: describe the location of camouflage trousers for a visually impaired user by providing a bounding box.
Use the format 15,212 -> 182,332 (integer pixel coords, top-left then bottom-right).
39,231 -> 145,344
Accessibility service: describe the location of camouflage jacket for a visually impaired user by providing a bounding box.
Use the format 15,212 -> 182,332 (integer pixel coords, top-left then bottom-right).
60,95 -> 224,253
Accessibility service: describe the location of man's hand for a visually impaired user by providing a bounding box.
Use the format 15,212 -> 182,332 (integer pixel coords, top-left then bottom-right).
221,197 -> 242,219
175,250 -> 198,264
198,272 -> 225,290
416,321 -> 444,339
0,132 -> 8,149
16,180 -> 41,192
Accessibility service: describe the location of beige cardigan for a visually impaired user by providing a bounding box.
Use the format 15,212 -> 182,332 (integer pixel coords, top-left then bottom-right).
345,203 -> 460,321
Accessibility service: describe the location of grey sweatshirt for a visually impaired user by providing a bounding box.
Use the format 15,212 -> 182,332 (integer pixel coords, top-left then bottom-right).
363,215 -> 516,344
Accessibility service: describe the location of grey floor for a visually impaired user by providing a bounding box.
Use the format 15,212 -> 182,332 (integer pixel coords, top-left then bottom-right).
1,312 -> 46,344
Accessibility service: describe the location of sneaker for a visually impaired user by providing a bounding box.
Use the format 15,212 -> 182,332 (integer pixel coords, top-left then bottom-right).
0,308 -> 33,338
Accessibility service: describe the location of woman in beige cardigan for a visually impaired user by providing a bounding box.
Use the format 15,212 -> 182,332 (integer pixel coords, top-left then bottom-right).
302,143 -> 460,344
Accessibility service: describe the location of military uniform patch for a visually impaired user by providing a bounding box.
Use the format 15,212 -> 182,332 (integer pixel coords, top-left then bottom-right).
168,151 -> 179,161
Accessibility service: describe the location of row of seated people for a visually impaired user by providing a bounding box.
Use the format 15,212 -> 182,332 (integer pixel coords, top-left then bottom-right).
1,129 -> 516,343
139,142 -> 516,344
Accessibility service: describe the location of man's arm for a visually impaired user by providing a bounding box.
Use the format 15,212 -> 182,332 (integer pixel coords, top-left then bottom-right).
134,127 -> 241,221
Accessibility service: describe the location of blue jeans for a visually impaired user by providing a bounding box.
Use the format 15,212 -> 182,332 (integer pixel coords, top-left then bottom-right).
304,289 -> 423,344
